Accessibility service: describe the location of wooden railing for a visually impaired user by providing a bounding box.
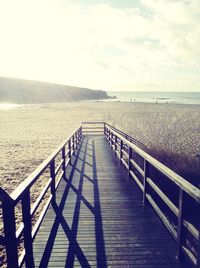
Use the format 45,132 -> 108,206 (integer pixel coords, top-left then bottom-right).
0,126 -> 82,268
82,121 -> 105,135
105,123 -> 147,151
104,124 -> 200,268
1,121 -> 200,267
82,122 -> 147,150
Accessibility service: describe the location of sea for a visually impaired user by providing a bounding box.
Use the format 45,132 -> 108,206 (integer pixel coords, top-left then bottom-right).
106,91 -> 200,105
0,92 -> 200,109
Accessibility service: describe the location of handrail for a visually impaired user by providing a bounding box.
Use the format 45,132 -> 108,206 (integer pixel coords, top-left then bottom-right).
106,125 -> 200,203
81,121 -> 105,135
1,122 -> 200,267
104,124 -> 200,268
82,121 -> 105,124
10,130 -> 80,203
105,123 -> 147,150
81,122 -> 148,151
0,125 -> 82,268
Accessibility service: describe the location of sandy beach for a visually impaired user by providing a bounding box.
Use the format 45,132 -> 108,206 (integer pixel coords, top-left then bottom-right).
0,101 -> 200,193
0,101 -> 200,266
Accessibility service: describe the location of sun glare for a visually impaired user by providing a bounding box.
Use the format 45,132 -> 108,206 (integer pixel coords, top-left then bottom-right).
0,103 -> 20,110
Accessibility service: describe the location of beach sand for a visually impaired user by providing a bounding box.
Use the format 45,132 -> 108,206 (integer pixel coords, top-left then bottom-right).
0,101 -> 200,193
0,101 -> 200,266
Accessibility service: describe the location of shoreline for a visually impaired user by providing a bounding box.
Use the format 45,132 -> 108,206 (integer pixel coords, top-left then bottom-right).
99,99 -> 200,107
1,98 -> 200,107
106,91 -> 200,106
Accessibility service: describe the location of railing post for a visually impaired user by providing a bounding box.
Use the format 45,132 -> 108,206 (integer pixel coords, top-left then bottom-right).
114,135 -> 117,154
78,127 -> 81,141
111,132 -> 113,148
120,140 -> 123,164
62,147 -> 66,179
73,133 -> 76,150
22,190 -> 35,268
197,228 -> 200,268
68,139 -> 71,164
108,130 -> 110,145
143,159 -> 149,204
128,146 -> 132,179
196,234 -> 200,268
2,198 -> 19,268
177,189 -> 187,262
78,129 -> 81,143
105,127 -> 108,140
50,159 -> 56,204
72,135 -> 75,152
77,131 -> 79,147
103,123 -> 106,136
75,132 -> 78,149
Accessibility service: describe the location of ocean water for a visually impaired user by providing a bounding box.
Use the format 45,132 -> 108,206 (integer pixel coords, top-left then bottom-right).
107,91 -> 200,105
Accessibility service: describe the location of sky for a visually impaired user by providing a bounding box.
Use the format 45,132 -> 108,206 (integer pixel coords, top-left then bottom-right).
0,0 -> 200,91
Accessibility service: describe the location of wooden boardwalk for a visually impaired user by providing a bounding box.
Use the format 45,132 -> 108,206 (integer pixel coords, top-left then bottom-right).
32,135 -> 190,268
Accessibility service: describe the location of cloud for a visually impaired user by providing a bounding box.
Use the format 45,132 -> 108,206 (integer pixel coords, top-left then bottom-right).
0,0 -> 199,90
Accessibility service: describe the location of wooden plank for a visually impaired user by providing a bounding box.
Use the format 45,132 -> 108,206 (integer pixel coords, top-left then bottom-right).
130,158 -> 144,176
32,136 -> 190,268
30,178 -> 52,217
32,195 -> 52,240
147,177 -> 178,216
146,194 -> 177,240
82,121 -> 105,124
82,130 -> 103,133
130,170 -> 143,191
121,158 -> 128,169
122,149 -> 128,157
82,127 -> 104,130
55,159 -> 64,176
182,246 -> 196,266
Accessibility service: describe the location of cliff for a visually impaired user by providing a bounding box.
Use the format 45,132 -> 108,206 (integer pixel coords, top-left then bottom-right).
0,77 -> 110,103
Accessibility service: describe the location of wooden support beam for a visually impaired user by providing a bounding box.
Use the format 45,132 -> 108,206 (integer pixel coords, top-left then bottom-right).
128,147 -> 132,179
62,147 -> 66,179
22,190 -> 35,268
120,140 -> 123,164
68,139 -> 71,164
50,159 -> 56,204
177,189 -> 187,262
2,199 -> 19,268
143,159 -> 149,204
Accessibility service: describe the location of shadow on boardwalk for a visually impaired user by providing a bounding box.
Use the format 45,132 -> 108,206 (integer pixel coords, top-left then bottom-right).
37,137 -> 107,267
33,136 -> 190,268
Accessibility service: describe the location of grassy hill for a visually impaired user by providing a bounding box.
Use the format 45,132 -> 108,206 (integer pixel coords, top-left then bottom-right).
0,77 -> 111,103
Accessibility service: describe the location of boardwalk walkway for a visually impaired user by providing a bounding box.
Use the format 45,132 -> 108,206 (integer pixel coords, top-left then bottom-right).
33,135 -> 189,267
